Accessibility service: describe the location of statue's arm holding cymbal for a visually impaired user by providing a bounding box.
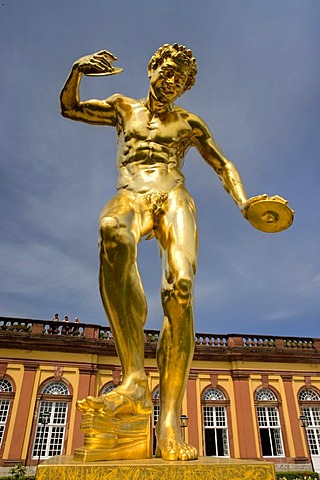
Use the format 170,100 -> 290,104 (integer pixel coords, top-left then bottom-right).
189,113 -> 294,233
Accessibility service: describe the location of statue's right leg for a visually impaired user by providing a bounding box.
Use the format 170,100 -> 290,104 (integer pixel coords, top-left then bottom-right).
154,186 -> 198,460
77,191 -> 153,417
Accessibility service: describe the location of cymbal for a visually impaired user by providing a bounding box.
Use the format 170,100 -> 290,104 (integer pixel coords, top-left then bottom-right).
85,67 -> 123,77
246,195 -> 294,233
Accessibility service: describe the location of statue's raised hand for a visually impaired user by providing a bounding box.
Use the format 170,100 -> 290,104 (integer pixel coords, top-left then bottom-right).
75,50 -> 123,76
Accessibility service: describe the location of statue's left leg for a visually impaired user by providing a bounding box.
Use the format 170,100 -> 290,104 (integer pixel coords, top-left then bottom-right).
155,186 -> 198,461
77,191 -> 154,417
74,192 -> 155,461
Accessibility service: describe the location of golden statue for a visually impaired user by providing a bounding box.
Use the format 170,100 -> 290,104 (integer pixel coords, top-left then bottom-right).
60,44 -> 293,462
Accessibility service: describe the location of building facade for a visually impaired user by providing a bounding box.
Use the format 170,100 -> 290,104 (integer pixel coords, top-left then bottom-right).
0,316 -> 320,472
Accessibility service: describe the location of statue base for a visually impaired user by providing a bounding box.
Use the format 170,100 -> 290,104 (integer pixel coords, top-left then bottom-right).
73,410 -> 151,461
36,455 -> 277,480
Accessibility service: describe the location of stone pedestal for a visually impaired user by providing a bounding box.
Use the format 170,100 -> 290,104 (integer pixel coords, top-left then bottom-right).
74,411 -> 151,461
36,455 -> 277,480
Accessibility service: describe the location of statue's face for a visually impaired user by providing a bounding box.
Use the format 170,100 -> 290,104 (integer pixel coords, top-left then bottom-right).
149,59 -> 189,104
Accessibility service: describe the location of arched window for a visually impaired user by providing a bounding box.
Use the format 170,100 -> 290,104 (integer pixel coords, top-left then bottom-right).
299,388 -> 320,461
299,389 -> 320,402
100,382 -> 116,396
43,383 -> 69,395
255,388 -> 284,457
256,389 -> 277,401
152,387 -> 160,455
32,381 -> 71,460
0,378 -> 14,450
202,387 -> 229,457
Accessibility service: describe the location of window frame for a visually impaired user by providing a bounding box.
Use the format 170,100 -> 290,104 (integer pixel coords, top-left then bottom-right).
299,388 -> 320,457
29,380 -> 72,464
201,387 -> 230,458
152,386 -> 160,455
99,382 -> 116,396
255,387 -> 284,458
0,377 -> 15,456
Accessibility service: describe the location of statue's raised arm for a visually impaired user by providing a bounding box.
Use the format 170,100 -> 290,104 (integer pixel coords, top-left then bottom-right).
60,50 -> 123,125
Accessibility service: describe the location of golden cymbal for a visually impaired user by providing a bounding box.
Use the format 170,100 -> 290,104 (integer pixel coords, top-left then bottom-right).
84,67 -> 123,76
246,195 -> 294,233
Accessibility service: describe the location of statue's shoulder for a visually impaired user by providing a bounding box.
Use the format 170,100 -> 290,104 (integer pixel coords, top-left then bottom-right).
174,104 -> 204,126
106,93 -> 137,107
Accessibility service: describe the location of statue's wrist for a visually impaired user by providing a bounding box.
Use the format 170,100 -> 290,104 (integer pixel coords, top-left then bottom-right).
239,200 -> 250,218
72,62 -> 82,74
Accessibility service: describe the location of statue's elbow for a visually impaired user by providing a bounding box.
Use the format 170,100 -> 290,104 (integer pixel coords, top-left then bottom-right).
59,92 -> 73,118
60,96 -> 67,117
60,103 -> 74,120
60,106 -> 67,118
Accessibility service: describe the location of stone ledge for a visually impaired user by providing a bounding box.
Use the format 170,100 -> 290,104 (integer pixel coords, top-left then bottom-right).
36,455 -> 276,480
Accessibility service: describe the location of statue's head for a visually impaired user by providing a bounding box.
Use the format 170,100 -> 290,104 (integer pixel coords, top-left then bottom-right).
148,43 -> 197,95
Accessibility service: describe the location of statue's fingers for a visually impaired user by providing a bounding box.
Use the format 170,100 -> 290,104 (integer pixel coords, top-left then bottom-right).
95,49 -> 118,61
98,57 -> 114,69
91,58 -> 113,72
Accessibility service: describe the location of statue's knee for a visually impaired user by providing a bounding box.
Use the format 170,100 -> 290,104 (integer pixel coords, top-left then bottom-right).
175,278 -> 192,299
100,216 -> 119,241
162,277 -> 193,303
99,216 -> 135,255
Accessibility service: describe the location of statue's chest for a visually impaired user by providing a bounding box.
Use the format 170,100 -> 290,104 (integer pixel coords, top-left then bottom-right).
119,107 -> 191,145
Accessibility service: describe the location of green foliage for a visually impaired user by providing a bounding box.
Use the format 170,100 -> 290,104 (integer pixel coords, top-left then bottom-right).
0,465 -> 35,480
8,464 -> 27,480
276,472 -> 319,480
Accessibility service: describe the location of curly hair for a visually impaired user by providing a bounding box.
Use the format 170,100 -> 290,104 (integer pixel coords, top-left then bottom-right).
148,43 -> 197,94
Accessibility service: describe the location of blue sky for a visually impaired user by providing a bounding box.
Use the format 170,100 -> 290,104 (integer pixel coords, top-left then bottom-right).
1,0 -> 319,337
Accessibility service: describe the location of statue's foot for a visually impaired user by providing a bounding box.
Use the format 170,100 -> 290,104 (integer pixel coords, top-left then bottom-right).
76,392 -> 135,416
77,387 -> 152,417
155,424 -> 198,461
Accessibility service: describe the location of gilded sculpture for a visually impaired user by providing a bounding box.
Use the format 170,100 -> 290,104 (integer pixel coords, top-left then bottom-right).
60,43 -> 293,462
